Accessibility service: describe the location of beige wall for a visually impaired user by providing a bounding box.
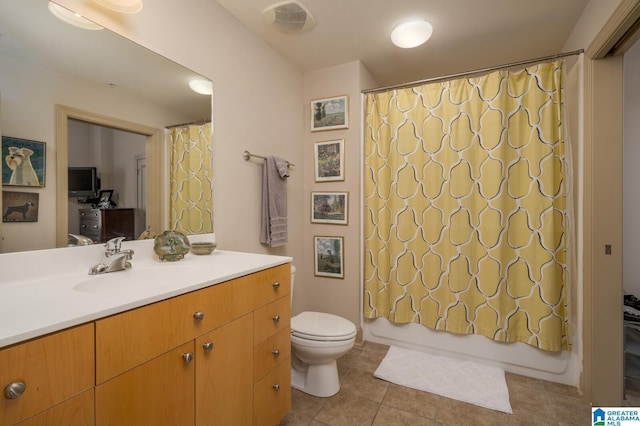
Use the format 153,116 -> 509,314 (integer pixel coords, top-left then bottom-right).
298,61 -> 376,331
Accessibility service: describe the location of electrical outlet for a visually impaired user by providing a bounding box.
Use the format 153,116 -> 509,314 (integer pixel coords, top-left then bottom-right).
605,245 -> 612,255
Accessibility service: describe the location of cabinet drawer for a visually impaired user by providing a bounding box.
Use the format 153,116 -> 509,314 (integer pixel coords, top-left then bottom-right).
253,296 -> 290,346
80,225 -> 100,244
253,327 -> 291,383
80,217 -> 101,228
17,389 -> 94,426
96,277 -> 254,383
253,358 -> 291,426
79,210 -> 100,220
252,264 -> 290,309
0,324 -> 95,426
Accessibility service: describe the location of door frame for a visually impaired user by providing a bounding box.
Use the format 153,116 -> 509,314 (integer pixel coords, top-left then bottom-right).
55,104 -> 163,247
582,0 -> 640,404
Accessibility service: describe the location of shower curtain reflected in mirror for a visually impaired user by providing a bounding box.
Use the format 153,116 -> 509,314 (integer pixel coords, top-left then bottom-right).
168,122 -> 213,235
363,60 -> 571,351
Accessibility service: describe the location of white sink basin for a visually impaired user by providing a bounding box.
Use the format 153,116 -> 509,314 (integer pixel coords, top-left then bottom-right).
73,264 -> 207,293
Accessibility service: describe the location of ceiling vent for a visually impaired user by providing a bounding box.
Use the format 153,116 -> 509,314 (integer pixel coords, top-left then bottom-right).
261,1 -> 315,34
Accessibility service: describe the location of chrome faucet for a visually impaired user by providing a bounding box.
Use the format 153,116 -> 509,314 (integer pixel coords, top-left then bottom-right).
88,237 -> 134,275
68,233 -> 94,246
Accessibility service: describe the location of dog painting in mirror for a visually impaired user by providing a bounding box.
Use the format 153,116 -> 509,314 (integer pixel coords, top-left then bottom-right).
2,137 -> 45,187
2,191 -> 39,222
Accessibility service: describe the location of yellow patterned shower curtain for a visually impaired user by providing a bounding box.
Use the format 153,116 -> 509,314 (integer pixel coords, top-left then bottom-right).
363,61 -> 570,351
169,123 -> 213,234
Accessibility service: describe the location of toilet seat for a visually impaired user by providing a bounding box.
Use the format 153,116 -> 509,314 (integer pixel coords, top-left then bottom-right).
291,311 -> 356,342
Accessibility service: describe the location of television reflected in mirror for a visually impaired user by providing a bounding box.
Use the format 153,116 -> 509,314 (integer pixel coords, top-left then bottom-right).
68,166 -> 100,199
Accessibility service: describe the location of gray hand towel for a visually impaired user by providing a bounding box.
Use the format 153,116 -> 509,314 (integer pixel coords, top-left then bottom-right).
260,155 -> 289,247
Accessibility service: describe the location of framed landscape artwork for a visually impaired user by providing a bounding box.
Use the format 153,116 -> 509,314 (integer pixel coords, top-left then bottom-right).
311,192 -> 348,225
311,95 -> 348,131
314,236 -> 344,278
314,139 -> 344,182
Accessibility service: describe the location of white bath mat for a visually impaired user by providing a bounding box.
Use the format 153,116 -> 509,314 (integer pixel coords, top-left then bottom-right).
374,346 -> 512,414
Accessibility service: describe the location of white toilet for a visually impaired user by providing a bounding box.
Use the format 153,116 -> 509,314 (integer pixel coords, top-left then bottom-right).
290,266 -> 357,397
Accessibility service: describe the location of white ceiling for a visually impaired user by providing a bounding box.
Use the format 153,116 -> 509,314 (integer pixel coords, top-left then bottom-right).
216,0 -> 591,87
0,0 -> 211,120
0,1 -> 591,120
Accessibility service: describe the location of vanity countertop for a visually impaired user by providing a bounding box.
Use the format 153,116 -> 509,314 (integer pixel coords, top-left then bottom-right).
0,239 -> 291,348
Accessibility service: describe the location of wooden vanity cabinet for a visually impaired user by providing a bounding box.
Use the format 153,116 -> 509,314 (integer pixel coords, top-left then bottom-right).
0,324 -> 94,426
0,264 -> 290,426
94,263 -> 291,426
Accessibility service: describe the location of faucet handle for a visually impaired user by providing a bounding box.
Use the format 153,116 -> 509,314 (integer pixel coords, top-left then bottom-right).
105,237 -> 126,252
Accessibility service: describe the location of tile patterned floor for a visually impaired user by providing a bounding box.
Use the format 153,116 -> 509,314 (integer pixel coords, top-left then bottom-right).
281,341 -> 593,426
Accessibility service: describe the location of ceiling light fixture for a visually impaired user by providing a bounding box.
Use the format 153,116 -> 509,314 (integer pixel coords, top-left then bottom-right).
47,2 -> 103,30
391,20 -> 433,48
93,0 -> 143,14
189,79 -> 213,96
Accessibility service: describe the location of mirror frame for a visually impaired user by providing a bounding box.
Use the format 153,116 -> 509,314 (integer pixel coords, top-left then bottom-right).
55,104 -> 163,247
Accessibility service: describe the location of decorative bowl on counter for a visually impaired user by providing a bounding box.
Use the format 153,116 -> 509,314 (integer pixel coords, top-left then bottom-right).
191,241 -> 217,255
154,230 -> 190,261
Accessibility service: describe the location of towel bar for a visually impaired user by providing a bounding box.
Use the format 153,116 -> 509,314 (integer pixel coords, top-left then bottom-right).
243,150 -> 294,167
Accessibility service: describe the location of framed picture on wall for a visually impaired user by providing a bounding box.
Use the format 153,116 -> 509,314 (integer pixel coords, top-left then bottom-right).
314,139 -> 344,182
1,136 -> 46,187
311,192 -> 348,225
2,191 -> 39,222
314,236 -> 344,278
311,95 -> 348,131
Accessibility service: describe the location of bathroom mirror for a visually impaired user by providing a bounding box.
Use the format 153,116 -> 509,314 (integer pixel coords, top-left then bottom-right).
0,1 -> 212,253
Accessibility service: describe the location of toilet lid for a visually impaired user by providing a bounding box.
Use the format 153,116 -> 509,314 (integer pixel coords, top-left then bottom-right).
291,311 -> 356,339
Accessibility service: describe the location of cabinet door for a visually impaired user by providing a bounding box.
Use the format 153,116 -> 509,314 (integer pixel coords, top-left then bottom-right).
95,341 -> 195,426
196,314 -> 253,426
17,390 -> 94,426
0,324 -> 94,426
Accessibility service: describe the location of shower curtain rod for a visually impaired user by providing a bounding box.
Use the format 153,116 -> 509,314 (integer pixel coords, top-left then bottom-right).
166,119 -> 211,129
362,49 -> 584,94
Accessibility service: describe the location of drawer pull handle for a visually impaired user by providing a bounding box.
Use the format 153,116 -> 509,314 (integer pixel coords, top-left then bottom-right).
272,349 -> 280,358
272,281 -> 281,289
4,382 -> 26,399
182,352 -> 194,363
272,315 -> 280,323
193,311 -> 205,321
203,341 -> 214,352
272,384 -> 280,391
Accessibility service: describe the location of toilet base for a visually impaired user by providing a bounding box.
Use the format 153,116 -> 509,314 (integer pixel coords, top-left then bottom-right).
291,358 -> 340,397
